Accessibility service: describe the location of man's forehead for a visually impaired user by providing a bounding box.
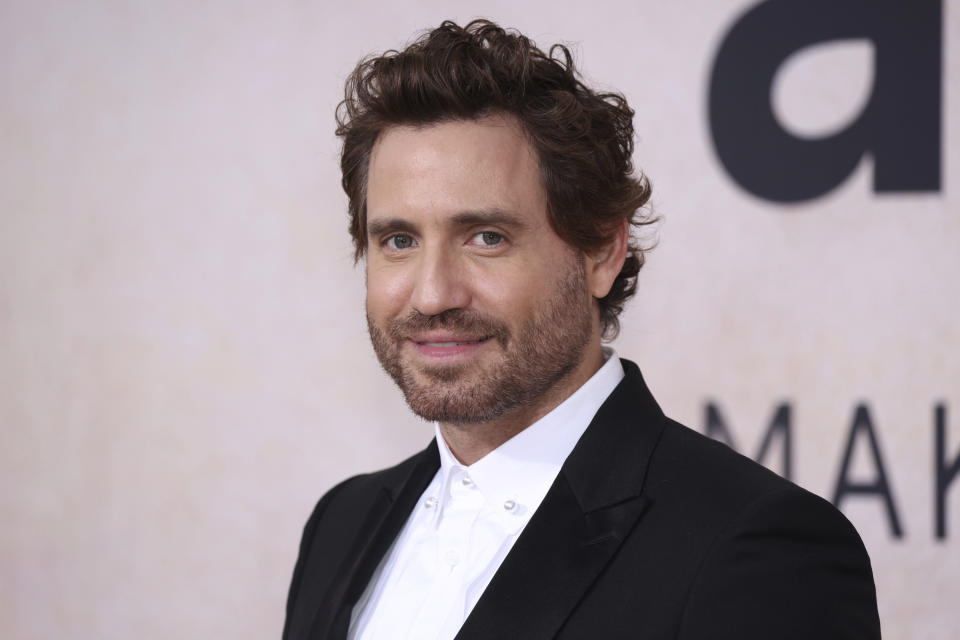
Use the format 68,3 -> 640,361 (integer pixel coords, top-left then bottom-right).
369,114 -> 534,169
365,115 -> 546,228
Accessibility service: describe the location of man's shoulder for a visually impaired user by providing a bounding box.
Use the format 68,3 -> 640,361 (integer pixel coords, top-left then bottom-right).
653,416 -> 795,498
647,416 -> 862,547
645,420 -> 879,637
312,442 -> 437,515
288,442 -> 438,586
609,359 -> 804,504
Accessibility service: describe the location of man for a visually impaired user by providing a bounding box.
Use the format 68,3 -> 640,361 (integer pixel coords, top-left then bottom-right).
284,20 -> 881,640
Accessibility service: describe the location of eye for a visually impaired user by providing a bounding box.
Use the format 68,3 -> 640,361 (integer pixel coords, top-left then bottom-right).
471,231 -> 504,247
385,233 -> 416,250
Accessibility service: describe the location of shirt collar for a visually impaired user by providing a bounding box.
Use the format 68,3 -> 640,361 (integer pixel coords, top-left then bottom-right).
433,349 -> 625,524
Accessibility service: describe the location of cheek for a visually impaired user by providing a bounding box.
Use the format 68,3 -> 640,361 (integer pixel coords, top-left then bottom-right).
366,265 -> 412,318
472,263 -> 549,322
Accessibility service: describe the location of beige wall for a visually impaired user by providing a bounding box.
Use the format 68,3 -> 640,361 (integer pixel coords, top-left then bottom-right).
2,1 -> 957,637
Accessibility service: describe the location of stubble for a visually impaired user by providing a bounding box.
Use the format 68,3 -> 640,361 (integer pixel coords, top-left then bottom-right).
367,256 -> 594,424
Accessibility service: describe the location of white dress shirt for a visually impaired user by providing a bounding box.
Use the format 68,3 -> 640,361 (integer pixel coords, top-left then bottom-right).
348,350 -> 625,640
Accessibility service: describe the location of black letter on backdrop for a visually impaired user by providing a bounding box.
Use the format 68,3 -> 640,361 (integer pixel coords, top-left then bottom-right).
832,404 -> 903,538
708,0 -> 942,202
935,404 -> 959,540
705,402 -> 793,480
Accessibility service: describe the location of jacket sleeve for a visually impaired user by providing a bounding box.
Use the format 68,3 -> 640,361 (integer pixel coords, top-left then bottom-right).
282,481 -> 349,640
677,487 -> 881,639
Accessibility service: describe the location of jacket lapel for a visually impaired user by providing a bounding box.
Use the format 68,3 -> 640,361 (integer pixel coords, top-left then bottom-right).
455,360 -> 666,640
309,441 -> 440,640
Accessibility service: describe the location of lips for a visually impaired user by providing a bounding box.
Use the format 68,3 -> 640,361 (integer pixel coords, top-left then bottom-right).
408,333 -> 493,359
419,339 -> 489,347
410,332 -> 489,345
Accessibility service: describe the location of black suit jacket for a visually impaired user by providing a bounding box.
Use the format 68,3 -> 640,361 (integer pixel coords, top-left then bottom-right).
284,360 -> 881,639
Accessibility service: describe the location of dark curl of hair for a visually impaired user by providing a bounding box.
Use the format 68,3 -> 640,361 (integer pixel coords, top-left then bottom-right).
336,19 -> 655,339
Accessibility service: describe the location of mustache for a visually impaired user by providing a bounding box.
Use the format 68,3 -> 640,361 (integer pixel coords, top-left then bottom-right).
387,309 -> 510,345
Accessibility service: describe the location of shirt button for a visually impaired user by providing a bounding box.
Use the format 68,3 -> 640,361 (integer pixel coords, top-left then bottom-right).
503,499 -> 517,512
423,497 -> 437,509
461,476 -> 474,487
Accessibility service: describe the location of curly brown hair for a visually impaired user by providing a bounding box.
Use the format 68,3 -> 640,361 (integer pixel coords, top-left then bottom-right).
336,19 -> 655,339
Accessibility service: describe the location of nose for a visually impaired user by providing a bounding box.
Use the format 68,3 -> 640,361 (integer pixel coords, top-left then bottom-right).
409,246 -> 471,317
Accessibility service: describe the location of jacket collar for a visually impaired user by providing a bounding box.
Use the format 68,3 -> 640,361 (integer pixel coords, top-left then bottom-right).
316,358 -> 666,640
563,359 -> 666,512
309,442 -> 440,640
455,358 -> 666,639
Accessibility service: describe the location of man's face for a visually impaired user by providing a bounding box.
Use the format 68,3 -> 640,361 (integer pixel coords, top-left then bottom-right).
364,114 -> 600,425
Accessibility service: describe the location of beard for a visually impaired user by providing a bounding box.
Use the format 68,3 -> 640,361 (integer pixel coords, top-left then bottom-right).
367,256 -> 594,424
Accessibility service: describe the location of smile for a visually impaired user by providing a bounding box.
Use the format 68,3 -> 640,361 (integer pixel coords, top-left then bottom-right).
409,335 -> 493,359
421,340 -> 488,347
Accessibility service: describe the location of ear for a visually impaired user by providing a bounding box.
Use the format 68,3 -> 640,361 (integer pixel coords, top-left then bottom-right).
586,219 -> 629,299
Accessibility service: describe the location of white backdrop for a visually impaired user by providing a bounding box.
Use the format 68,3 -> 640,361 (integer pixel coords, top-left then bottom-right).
1,1 -> 957,638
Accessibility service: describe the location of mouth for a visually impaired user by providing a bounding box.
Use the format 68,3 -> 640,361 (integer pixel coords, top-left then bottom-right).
419,339 -> 489,347
408,335 -> 493,359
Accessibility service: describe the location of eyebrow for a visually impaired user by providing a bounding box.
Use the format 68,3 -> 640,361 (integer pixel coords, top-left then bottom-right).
449,208 -> 529,230
367,217 -> 418,238
367,207 -> 529,237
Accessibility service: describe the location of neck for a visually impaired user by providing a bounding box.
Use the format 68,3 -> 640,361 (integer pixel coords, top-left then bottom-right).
438,344 -> 606,465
